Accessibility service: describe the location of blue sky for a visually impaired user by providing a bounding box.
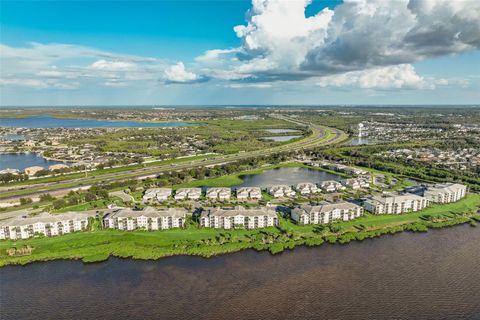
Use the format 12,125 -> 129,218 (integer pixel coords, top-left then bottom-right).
1,0 -> 479,106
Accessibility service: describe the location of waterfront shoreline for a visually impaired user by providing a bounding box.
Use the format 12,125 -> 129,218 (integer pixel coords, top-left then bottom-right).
1,196 -> 478,267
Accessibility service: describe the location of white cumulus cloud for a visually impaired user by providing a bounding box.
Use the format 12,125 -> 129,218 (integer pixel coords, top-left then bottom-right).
316,64 -> 447,90
197,0 -> 480,87
164,62 -> 199,83
90,59 -> 137,71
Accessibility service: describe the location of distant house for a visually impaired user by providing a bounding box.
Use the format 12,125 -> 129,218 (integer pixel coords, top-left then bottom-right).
236,187 -> 262,200
423,183 -> 467,203
0,168 -> 20,175
319,180 -> 345,192
200,206 -> 278,229
206,187 -> 231,201
143,188 -> 172,202
268,185 -> 296,198
322,162 -> 368,175
364,194 -> 428,214
0,211 -> 95,240
341,178 -> 369,189
291,201 -> 363,225
295,182 -> 319,195
342,166 -> 368,175
24,166 -> 44,176
103,207 -> 188,231
49,164 -> 69,171
174,188 -> 202,200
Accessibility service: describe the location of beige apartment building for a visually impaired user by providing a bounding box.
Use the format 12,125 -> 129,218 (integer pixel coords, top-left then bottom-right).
291,201 -> 363,225
200,206 -> 278,229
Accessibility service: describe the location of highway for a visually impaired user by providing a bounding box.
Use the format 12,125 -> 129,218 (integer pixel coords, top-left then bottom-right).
0,118 -> 347,201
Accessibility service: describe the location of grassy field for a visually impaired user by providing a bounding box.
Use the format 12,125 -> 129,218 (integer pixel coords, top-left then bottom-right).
1,194 -> 478,267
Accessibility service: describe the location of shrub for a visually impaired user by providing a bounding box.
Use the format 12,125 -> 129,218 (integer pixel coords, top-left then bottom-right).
19,198 -> 33,205
52,199 -> 67,209
39,193 -> 55,202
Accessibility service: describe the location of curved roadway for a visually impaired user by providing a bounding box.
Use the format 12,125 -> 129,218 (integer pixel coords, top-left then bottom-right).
0,117 -> 347,201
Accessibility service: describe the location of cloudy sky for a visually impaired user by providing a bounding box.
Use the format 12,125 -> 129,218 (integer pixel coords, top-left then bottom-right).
1,0 -> 479,106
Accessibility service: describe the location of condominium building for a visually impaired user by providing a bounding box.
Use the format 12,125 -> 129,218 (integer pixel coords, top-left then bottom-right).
268,185 -> 296,198
291,201 -> 363,225
364,194 -> 428,214
0,211 -> 95,240
341,178 -> 361,189
341,178 -> 369,189
236,187 -> 262,200
200,206 -> 278,229
143,188 -> 172,202
319,180 -> 345,192
174,188 -> 202,200
103,207 -> 188,231
323,163 -> 368,175
206,187 -> 231,201
295,182 -> 320,195
423,183 -> 467,203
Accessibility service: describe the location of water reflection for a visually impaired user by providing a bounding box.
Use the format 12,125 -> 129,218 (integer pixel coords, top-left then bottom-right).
234,167 -> 343,188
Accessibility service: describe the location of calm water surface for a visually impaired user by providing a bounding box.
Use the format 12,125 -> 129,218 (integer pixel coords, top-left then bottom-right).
260,135 -> 301,142
0,115 -> 188,128
0,153 -> 63,170
234,167 -> 343,188
263,129 -> 301,133
1,226 -> 479,320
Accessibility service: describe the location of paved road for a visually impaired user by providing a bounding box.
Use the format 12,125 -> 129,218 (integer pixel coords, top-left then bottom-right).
0,118 -> 347,201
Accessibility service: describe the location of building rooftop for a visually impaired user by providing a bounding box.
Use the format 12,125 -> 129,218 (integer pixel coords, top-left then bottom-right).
201,206 -> 277,218
296,201 -> 360,214
366,193 -> 425,204
426,183 -> 466,193
107,207 -> 188,219
0,211 -> 96,227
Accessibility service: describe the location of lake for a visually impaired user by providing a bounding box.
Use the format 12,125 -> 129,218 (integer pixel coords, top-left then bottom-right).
0,115 -> 189,128
0,153 -> 64,170
1,225 -> 479,320
263,129 -> 301,134
259,135 -> 301,142
234,166 -> 343,188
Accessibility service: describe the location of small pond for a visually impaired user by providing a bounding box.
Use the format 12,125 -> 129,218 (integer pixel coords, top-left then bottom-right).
233,167 -> 343,188
260,135 -> 302,142
262,129 -> 301,134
